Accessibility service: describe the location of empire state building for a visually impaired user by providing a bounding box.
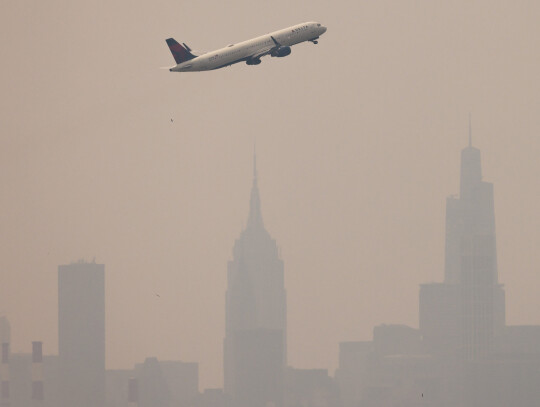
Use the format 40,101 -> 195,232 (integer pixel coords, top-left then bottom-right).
224,156 -> 287,407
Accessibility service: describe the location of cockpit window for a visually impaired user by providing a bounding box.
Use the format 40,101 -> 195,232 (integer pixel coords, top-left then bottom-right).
317,24 -> 321,27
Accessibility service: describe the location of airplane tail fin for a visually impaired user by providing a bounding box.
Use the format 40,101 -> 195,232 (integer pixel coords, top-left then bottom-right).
166,38 -> 197,64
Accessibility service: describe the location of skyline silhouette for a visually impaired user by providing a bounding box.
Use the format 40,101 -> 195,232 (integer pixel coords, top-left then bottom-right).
1,135 -> 540,407
224,152 -> 286,407
2,0 -> 540,395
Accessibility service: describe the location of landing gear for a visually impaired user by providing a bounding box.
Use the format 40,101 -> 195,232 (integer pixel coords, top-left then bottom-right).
309,38 -> 319,44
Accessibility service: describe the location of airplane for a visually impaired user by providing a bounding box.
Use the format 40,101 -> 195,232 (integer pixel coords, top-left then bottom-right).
165,21 -> 327,72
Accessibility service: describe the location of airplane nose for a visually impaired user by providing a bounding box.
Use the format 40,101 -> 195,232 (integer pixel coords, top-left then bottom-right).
321,26 -> 327,33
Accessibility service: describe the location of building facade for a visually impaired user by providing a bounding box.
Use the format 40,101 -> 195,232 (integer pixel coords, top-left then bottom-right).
58,261 -> 105,407
224,158 -> 287,407
420,136 -> 505,359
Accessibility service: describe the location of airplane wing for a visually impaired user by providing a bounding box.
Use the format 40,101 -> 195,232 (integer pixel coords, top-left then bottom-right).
249,47 -> 274,60
247,36 -> 281,60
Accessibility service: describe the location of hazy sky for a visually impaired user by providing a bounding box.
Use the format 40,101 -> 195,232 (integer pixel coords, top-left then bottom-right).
1,0 -> 540,390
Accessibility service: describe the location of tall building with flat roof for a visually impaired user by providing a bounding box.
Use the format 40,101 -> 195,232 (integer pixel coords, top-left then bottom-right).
224,155 -> 287,407
0,317 -> 9,346
58,261 -> 105,407
335,342 -> 373,407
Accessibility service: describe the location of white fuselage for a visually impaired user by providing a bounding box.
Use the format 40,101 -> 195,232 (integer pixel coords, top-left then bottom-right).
170,22 -> 327,72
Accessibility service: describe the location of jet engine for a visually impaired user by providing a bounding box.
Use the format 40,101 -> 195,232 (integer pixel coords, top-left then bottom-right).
246,57 -> 262,65
271,46 -> 292,57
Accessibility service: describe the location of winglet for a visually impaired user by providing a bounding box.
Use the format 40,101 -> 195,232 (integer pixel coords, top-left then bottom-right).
166,38 -> 197,64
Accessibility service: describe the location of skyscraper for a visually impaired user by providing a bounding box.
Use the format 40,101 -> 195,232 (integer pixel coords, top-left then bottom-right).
224,156 -> 287,407
420,128 -> 505,359
0,318 -> 9,347
0,318 -> 9,407
58,261 -> 105,407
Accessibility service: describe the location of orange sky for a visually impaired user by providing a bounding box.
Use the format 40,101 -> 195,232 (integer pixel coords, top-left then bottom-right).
1,0 -> 540,390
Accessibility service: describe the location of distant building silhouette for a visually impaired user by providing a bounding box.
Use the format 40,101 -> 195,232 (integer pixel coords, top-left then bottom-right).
334,342 -> 372,407
373,325 -> 423,357
224,155 -> 287,407
198,388 -> 231,407
0,318 -> 9,347
420,134 -> 505,359
158,360 -> 199,407
284,367 -> 340,407
136,358 -> 169,407
3,347 -> 59,407
32,341 -> 44,402
127,377 -> 138,407
58,261 -> 105,407
0,317 -> 10,407
105,358 -> 199,407
1,341 -> 9,407
105,369 -> 133,407
336,132 -> 540,407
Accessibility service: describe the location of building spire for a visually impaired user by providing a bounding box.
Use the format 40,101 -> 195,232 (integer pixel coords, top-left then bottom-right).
468,113 -> 472,147
253,142 -> 257,180
460,115 -> 482,198
247,147 -> 264,229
